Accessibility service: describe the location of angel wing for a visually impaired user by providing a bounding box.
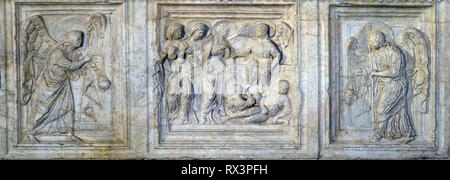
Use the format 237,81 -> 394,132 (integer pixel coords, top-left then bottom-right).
342,37 -> 371,113
84,13 -> 107,53
21,15 -> 58,104
400,27 -> 430,114
347,37 -> 368,70
79,13 -> 109,117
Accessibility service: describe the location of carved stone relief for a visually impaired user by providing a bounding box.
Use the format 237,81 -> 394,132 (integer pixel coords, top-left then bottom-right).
341,21 -> 431,144
154,20 -> 294,126
324,2 -> 447,159
21,13 -> 112,143
1,2 -> 129,152
148,2 -> 307,155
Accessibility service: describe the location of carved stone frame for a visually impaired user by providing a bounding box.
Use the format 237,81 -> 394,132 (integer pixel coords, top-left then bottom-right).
320,1 -> 447,159
0,0 -> 144,159
0,0 -> 447,159
147,0 -> 318,159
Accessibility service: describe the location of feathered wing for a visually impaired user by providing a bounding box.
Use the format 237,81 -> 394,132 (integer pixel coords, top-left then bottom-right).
347,37 -> 368,71
21,15 -> 57,104
343,37 -> 371,112
85,13 -> 107,52
400,27 -> 430,114
81,13 -> 108,119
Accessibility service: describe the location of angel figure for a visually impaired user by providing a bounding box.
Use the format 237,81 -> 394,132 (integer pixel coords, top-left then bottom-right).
343,22 -> 429,144
20,14 -> 107,142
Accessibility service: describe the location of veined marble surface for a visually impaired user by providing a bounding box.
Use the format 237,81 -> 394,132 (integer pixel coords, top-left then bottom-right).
0,0 -> 448,159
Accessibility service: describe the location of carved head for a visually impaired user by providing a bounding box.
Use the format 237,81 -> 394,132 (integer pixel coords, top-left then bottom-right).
278,80 -> 290,95
368,31 -> 386,51
191,23 -> 209,41
255,23 -> 270,38
166,23 -> 185,40
65,30 -> 84,48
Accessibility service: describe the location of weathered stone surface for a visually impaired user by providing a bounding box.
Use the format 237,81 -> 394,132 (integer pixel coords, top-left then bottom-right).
0,0 -> 448,159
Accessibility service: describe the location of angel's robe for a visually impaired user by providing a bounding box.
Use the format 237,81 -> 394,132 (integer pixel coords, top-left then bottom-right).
29,45 -> 86,135
370,43 -> 416,140
249,37 -> 281,84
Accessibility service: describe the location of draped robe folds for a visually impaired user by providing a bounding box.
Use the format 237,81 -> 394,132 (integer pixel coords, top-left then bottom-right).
28,45 -> 86,135
370,44 -> 416,140
245,38 -> 281,95
162,40 -> 198,123
187,37 -> 213,120
201,40 -> 227,123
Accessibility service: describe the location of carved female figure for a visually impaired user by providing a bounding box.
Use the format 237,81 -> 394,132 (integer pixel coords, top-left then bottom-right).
186,23 -> 212,123
367,31 -> 416,143
157,23 -> 194,124
200,21 -> 233,124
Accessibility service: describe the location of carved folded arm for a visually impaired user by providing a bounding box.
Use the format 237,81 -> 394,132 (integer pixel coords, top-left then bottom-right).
53,51 -> 91,71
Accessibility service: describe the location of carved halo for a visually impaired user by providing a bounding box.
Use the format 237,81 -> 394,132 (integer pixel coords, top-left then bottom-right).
185,20 -> 212,39
212,20 -> 237,40
53,16 -> 89,43
357,20 -> 394,52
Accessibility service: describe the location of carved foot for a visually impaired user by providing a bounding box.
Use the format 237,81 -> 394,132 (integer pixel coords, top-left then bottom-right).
369,134 -> 382,142
399,136 -> 415,145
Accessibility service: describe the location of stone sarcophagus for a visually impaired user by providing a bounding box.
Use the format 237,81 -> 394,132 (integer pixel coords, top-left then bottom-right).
0,0 -> 448,159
